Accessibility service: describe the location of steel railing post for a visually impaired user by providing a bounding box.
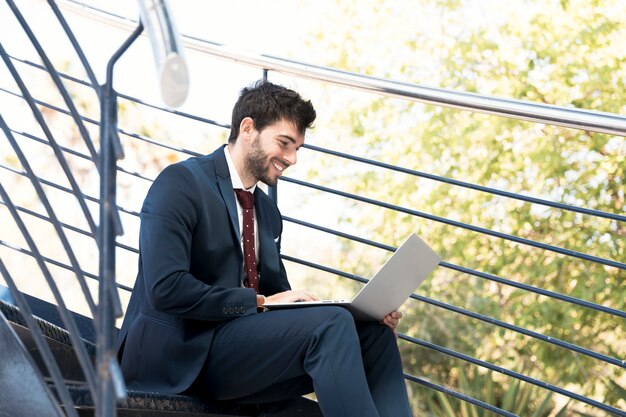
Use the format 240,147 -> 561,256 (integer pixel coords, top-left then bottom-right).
96,22 -> 144,417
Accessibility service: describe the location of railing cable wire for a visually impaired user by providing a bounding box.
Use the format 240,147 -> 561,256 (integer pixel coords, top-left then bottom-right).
0,85 -> 204,159
0,184 -> 99,401
0,43 -> 98,236
0,201 -> 139,255
46,0 -> 101,98
282,216 -> 626,318
281,253 -> 625,368
303,143 -> 626,223
281,176 -> 626,270
0,163 -> 140,218
400,334 -> 626,417
0,115 -> 97,315
0,260 -> 81,417
4,55 -> 230,129
9,128 -> 154,183
6,0 -> 99,169
0,241 -> 133,293
404,373 -> 519,417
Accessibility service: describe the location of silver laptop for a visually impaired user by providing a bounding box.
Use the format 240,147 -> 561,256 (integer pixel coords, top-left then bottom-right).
265,233 -> 441,321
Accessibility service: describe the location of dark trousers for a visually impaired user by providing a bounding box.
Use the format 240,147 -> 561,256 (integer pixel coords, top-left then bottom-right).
191,306 -> 412,417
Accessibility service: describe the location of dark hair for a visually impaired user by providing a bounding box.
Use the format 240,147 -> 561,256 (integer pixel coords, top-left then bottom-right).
228,80 -> 316,143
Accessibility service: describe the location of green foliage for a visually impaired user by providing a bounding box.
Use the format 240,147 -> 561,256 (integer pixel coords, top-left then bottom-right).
304,0 -> 626,414
420,368 -> 571,417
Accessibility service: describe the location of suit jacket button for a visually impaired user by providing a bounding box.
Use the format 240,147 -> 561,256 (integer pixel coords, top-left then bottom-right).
228,307 -> 234,314
241,307 -> 246,314
222,307 -> 228,315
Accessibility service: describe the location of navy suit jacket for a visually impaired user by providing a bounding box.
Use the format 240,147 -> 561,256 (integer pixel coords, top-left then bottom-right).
116,145 -> 291,394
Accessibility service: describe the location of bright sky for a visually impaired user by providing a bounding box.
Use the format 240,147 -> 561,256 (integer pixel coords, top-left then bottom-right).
139,0 -> 331,98
90,0 -> 330,55
1,0 -> 333,120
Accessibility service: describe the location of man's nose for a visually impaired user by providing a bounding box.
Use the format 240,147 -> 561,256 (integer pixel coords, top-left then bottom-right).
285,149 -> 297,166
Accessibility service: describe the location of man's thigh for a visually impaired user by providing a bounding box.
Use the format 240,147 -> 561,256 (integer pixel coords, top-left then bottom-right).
194,306 -> 352,402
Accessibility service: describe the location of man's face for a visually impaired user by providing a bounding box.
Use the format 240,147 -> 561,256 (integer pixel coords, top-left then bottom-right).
244,119 -> 304,186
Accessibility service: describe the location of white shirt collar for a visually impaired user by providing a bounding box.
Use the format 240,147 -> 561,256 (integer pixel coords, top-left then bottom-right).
224,145 -> 257,193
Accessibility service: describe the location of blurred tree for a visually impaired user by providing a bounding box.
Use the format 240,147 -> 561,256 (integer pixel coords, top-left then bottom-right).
303,0 -> 625,414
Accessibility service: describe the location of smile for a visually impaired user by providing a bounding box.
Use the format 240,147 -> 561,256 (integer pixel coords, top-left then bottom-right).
272,161 -> 286,173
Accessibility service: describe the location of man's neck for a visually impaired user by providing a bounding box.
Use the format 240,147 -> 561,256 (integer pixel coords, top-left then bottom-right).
226,143 -> 256,190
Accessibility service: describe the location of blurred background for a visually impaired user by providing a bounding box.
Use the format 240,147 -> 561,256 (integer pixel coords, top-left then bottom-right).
1,1 -> 624,415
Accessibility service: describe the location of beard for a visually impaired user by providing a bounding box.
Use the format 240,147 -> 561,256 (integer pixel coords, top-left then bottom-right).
243,135 -> 277,186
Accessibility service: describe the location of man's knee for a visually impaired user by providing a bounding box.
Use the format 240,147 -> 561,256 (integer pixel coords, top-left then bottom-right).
324,306 -> 354,322
316,306 -> 354,326
316,309 -> 395,345
309,306 -> 358,343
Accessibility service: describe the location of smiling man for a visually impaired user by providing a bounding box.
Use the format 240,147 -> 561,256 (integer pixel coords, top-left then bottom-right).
116,80 -> 412,417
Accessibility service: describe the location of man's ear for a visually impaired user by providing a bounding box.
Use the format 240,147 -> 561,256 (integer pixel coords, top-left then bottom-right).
239,117 -> 256,141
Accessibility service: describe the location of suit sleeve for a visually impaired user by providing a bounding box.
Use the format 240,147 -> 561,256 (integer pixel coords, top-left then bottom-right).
138,163 -> 257,321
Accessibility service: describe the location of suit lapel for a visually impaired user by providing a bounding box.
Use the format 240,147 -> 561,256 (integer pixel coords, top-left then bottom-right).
212,146 -> 241,243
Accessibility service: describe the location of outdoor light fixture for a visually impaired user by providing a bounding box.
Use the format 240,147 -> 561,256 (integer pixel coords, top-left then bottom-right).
137,0 -> 189,108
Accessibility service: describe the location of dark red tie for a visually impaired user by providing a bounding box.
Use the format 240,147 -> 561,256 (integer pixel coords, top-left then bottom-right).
234,189 -> 259,293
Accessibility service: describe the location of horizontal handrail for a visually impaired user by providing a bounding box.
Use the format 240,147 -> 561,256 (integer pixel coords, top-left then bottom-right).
5,55 -> 624,226
284,248 -> 625,415
410,293 -> 625,368
59,0 -> 626,137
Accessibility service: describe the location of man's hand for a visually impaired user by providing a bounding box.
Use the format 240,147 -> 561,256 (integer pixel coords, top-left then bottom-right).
381,310 -> 402,338
265,290 -> 320,304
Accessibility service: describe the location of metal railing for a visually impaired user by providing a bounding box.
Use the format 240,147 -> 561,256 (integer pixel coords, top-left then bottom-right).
1,1 -> 624,417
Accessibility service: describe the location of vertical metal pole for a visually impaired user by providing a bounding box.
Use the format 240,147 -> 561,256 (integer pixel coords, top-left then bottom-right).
97,81 -> 116,417
97,23 -> 143,417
